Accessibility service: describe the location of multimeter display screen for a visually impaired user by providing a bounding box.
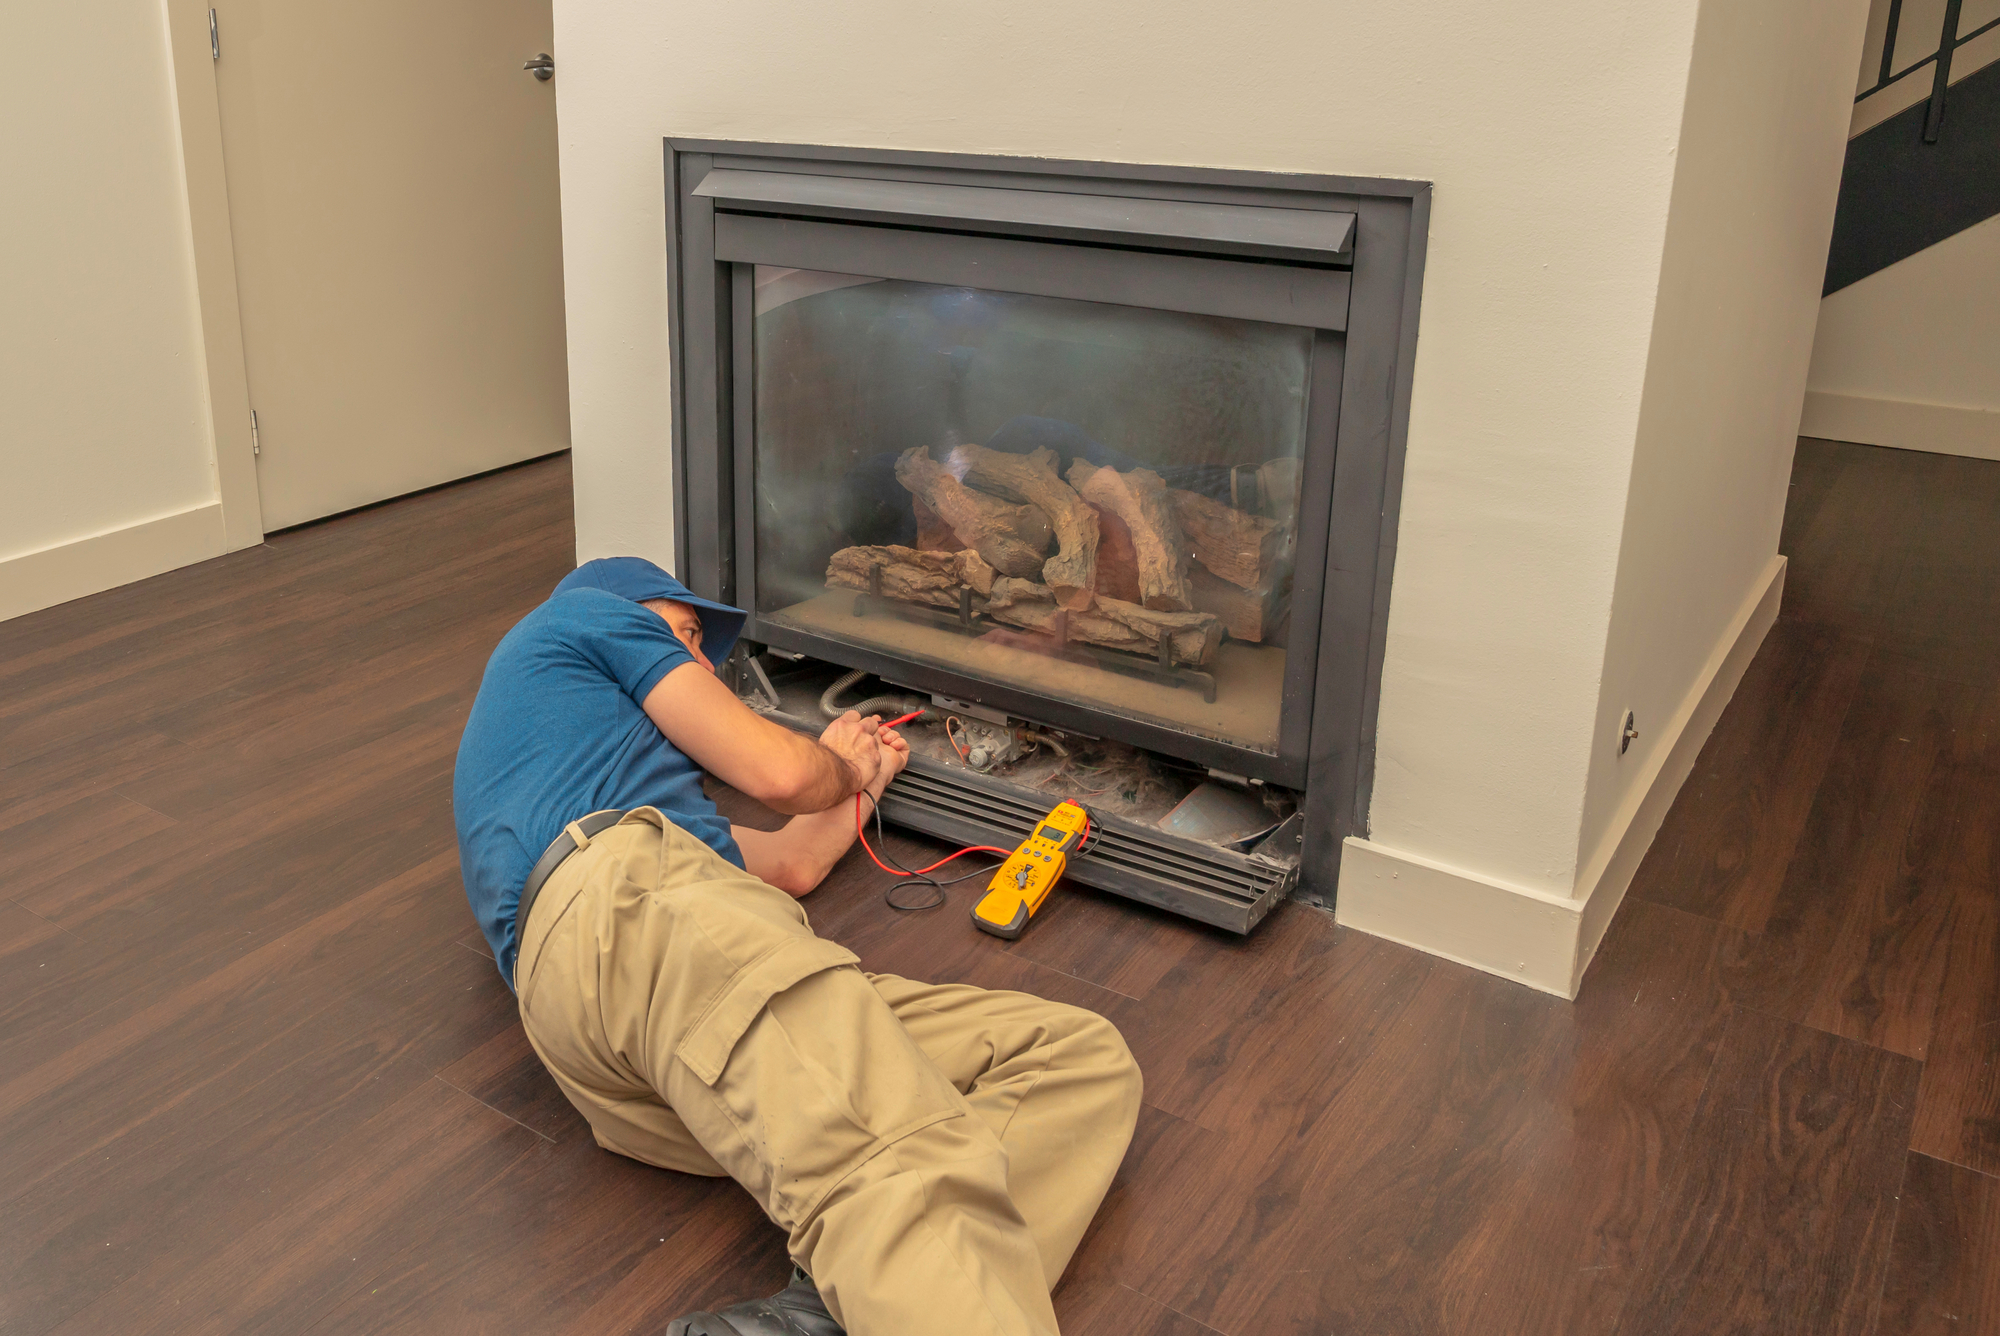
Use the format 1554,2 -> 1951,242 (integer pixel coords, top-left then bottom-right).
1036,824 -> 1067,843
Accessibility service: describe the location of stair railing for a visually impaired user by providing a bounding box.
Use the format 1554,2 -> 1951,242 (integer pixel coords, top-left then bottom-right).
1858,0 -> 2000,141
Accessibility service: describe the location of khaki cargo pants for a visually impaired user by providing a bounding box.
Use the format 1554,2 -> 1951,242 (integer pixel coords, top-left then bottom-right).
515,808 -> 1143,1335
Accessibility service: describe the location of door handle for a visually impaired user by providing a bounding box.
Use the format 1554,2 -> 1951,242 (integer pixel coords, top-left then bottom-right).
523,53 -> 554,81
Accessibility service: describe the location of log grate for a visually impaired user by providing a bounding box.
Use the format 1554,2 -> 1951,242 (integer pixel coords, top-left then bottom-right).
850,562 -> 1221,703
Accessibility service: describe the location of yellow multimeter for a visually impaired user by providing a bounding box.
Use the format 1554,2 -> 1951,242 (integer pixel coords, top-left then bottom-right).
972,801 -> 1091,939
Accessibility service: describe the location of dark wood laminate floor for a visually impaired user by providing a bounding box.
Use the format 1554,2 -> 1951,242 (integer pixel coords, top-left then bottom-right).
4,439 -> 1997,1335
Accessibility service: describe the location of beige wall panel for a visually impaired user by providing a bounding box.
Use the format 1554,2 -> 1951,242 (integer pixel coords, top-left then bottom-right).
1809,0 -> 2000,459
1806,211 -> 2000,435
1578,0 -> 1870,893
552,0 -> 1715,895
214,0 -> 570,530
1,0 -> 218,568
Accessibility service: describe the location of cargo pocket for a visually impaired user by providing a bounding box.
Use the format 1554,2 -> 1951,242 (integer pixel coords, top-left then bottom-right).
675,935 -> 861,1086
674,936 -> 969,1231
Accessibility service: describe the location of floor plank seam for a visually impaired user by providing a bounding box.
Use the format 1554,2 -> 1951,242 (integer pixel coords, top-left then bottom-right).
1020,955 -> 1146,1004
1136,1284 -> 1230,1335
1731,996 -> 1917,1062
1606,1004 -> 1741,1336
434,1072 -> 560,1144
1864,1145 -> 1916,1335
1910,1146 -> 2000,1183
109,793 -> 178,824
1618,891 -> 1734,931
7,895 -> 88,941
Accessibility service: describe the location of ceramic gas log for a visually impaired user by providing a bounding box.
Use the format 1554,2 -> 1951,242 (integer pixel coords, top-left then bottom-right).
825,544 -> 1224,666
1067,461 -> 1193,613
1170,488 -> 1288,590
945,444 -> 1100,611
983,575 -> 1224,665
893,448 -> 1052,578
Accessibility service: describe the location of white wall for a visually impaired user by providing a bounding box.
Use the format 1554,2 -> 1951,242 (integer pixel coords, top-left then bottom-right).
1577,0 -> 1868,907
556,0 -> 1703,886
1803,213 -> 2000,461
1803,0 -> 2000,461
0,0 -> 225,621
552,0 -> 1863,992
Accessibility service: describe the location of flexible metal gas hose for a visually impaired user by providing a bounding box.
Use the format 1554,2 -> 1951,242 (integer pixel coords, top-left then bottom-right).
819,669 -> 929,722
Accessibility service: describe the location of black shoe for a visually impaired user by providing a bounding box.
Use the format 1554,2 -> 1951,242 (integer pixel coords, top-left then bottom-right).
665,1267 -> 844,1336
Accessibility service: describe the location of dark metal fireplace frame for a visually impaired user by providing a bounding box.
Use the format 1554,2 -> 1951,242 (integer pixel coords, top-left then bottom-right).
663,139 -> 1429,910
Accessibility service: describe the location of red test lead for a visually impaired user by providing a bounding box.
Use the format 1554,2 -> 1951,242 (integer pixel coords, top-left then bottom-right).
854,792 -> 1010,879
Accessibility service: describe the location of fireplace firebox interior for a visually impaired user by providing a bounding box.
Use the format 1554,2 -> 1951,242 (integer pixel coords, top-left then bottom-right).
666,142 -> 1429,926
753,267 -> 1311,754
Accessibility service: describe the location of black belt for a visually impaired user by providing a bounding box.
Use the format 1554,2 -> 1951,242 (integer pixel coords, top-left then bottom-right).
514,809 -> 627,974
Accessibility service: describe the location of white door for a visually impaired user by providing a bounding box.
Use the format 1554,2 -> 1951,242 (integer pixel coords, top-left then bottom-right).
212,0 -> 569,530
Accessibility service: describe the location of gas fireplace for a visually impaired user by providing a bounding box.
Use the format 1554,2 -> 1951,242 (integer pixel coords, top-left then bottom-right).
666,142 -> 1429,930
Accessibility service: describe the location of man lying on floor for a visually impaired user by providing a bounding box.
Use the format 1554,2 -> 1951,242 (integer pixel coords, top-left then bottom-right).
453,557 -> 1142,1336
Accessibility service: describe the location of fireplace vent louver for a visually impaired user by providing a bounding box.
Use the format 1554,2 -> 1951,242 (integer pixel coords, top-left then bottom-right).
876,754 -> 1296,934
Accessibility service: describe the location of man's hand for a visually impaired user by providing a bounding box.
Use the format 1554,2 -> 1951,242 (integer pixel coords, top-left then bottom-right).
819,711 -> 885,793
733,719 -> 916,898
644,665 -> 870,814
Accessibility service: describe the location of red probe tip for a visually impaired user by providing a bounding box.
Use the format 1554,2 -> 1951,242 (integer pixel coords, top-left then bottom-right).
880,709 -> 925,729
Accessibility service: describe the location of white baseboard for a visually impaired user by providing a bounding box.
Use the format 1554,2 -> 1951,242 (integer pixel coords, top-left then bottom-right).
0,503 -> 228,624
1336,554 -> 1786,999
1566,553 -> 1786,983
1801,390 -> 2000,463
1333,839 -> 1586,996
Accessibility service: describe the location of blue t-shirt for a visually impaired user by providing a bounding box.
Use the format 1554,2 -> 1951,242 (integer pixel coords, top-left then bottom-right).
453,587 -> 744,986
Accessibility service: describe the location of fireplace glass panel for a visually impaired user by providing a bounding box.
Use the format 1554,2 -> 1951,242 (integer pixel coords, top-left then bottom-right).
751,266 -> 1314,752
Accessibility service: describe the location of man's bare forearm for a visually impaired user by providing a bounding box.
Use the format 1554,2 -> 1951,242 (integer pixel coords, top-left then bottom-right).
733,805 -> 853,897
767,732 -> 863,814
642,664 -> 876,815
734,769 -> 885,895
